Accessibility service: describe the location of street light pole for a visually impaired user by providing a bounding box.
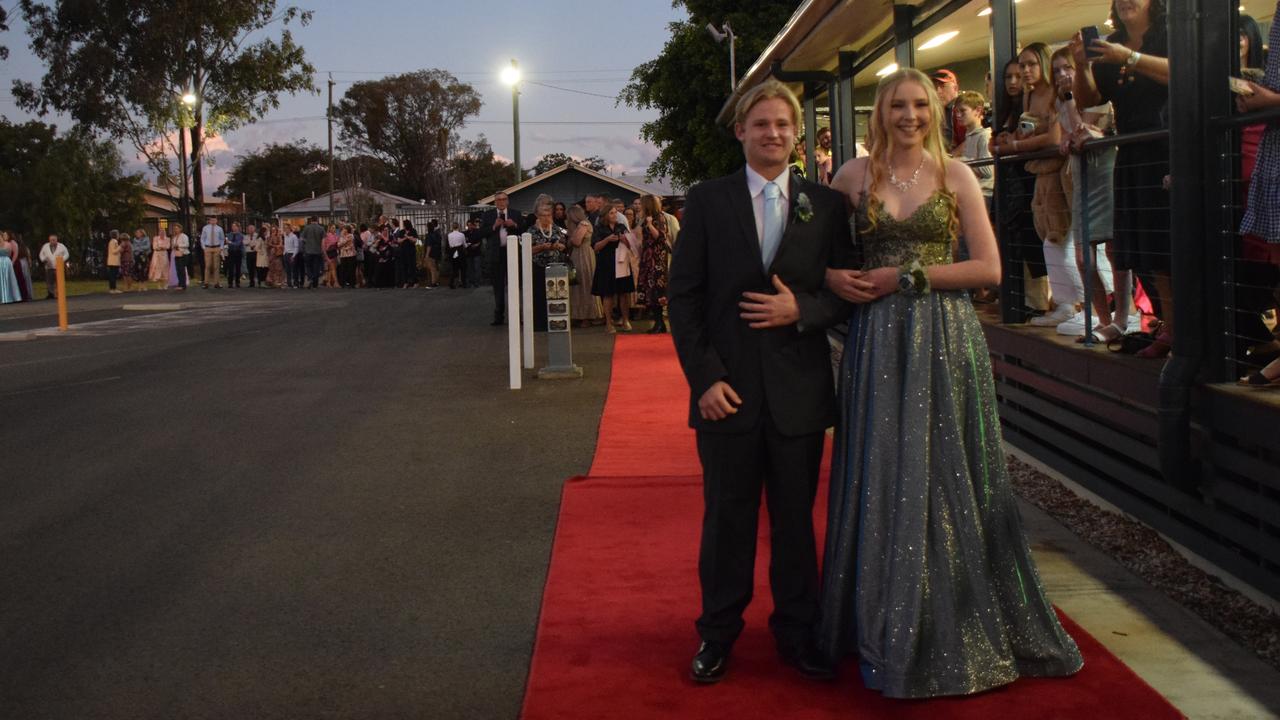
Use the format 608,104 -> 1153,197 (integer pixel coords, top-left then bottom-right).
328,73 -> 335,223
501,59 -> 522,185
707,22 -> 737,92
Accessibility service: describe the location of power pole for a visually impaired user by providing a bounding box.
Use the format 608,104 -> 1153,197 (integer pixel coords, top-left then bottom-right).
328,73 -> 335,223
511,59 -> 521,185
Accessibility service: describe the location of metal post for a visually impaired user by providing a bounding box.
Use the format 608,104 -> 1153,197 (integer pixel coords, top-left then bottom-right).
328,73 -> 335,223
727,24 -> 737,91
511,59 -> 522,185
178,121 -> 190,235
1079,151 -> 1094,347
988,0 -> 1019,324
837,51 -> 858,167
893,5 -> 917,69
804,84 -> 818,181
507,236 -> 521,389
521,233 -> 534,369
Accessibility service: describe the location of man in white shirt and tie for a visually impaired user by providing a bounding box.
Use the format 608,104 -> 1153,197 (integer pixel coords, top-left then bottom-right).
481,192 -> 522,325
199,216 -> 225,288
667,79 -> 854,685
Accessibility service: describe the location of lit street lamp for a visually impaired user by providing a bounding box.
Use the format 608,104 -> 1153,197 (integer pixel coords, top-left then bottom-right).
500,59 -> 522,185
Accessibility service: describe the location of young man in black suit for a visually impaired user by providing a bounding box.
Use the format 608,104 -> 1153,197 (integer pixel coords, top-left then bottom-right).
479,192 -> 522,325
668,79 -> 854,684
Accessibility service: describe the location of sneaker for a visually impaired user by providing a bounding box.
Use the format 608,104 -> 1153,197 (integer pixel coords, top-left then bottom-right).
1056,310 -> 1087,336
1029,304 -> 1075,327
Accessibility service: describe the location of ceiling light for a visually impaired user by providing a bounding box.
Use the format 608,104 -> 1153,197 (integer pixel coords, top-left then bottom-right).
919,31 -> 960,50
978,0 -> 1021,16
877,63 -> 899,77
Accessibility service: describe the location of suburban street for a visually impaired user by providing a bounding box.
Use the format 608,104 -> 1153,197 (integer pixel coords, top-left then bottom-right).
0,288 -> 613,719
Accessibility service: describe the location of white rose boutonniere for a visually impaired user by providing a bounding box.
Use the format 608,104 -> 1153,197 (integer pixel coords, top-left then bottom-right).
794,192 -> 814,224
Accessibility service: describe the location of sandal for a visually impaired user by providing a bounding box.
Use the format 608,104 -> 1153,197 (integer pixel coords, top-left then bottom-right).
1238,368 -> 1280,387
1077,323 -> 1123,345
1135,329 -> 1172,359
605,324 -> 617,334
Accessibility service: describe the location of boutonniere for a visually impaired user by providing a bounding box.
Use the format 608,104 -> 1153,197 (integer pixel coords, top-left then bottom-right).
794,192 -> 814,224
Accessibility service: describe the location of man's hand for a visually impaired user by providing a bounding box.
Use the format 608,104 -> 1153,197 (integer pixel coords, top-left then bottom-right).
698,380 -> 742,421
739,275 -> 800,328
1237,80 -> 1280,113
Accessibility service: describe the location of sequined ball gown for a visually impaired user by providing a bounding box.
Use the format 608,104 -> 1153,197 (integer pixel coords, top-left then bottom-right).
815,189 -> 1083,698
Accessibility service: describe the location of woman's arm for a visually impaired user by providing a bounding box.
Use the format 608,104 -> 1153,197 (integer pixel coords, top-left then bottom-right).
838,161 -> 1000,300
1069,33 -> 1105,108
1089,39 -> 1169,85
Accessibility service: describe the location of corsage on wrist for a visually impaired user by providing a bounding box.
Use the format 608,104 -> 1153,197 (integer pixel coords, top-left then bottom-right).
897,260 -> 931,295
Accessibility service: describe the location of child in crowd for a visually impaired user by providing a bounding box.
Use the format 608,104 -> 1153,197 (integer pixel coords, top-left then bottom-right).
955,91 -> 994,213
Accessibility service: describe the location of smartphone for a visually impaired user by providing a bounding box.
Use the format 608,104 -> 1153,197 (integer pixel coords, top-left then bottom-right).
1229,76 -> 1255,96
1081,26 -> 1102,59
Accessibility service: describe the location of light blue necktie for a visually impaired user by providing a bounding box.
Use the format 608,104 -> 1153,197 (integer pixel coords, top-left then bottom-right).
761,181 -> 784,270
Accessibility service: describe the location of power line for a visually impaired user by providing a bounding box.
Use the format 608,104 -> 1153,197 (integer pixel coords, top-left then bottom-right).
525,80 -> 619,100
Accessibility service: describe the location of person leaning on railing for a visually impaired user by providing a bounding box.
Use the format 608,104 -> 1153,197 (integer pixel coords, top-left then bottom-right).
1069,0 -> 1171,358
990,58 -> 1052,315
1052,45 -> 1123,342
1235,2 -> 1280,388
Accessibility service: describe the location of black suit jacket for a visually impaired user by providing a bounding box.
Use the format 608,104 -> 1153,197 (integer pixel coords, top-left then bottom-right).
480,208 -> 524,268
668,167 -> 853,436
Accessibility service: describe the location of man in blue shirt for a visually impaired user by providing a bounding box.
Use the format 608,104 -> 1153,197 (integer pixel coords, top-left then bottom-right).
225,222 -> 245,288
199,216 -> 225,288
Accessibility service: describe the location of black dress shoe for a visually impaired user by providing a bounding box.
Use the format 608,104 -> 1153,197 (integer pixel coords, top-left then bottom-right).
778,644 -> 836,681
690,641 -> 729,684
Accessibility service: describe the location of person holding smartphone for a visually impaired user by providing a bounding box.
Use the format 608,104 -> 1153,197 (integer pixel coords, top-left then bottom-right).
1070,0 -> 1172,358
590,206 -> 635,333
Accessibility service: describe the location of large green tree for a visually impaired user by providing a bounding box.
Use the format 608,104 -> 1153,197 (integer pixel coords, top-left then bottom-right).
15,0 -> 316,223
530,152 -> 610,177
621,0 -> 798,189
452,135 -> 513,205
0,120 -> 145,263
334,70 -> 482,203
219,141 -> 327,216
0,7 -> 9,60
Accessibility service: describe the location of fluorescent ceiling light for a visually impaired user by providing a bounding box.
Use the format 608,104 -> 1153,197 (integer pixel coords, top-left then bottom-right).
876,63 -> 899,77
978,0 -> 1021,16
919,31 -> 960,50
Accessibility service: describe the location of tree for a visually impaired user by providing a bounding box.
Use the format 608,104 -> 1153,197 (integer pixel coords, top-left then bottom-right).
15,0 -> 317,225
334,70 -> 482,202
451,135 -> 513,205
530,152 -> 610,176
219,141 -> 327,216
620,0 -> 798,189
0,6 -> 9,60
0,120 -> 146,264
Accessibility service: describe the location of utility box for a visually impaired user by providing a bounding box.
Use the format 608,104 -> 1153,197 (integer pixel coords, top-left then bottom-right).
538,263 -> 582,379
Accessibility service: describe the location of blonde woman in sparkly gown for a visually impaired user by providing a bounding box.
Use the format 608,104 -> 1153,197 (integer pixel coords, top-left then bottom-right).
816,68 -> 1083,698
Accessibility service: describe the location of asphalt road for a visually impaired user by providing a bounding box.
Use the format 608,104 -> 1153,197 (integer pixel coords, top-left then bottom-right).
0,286 -> 615,719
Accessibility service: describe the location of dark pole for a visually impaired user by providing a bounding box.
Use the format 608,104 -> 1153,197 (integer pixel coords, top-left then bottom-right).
178,115 -> 190,234
893,4 -> 917,69
328,73 -> 335,223
988,0 -> 1020,324
511,59 -> 522,185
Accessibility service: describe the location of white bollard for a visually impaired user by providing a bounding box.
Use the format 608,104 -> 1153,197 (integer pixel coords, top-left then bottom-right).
507,235 -> 521,390
521,232 -> 534,369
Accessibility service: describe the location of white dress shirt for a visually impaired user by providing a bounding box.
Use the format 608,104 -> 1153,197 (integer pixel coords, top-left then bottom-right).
447,230 -> 466,248
744,165 -> 791,250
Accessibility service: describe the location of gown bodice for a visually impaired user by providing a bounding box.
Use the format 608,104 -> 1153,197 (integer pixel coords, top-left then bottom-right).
852,190 -> 954,269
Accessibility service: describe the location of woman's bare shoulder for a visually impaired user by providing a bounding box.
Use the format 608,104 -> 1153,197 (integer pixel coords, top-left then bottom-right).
830,156 -> 870,200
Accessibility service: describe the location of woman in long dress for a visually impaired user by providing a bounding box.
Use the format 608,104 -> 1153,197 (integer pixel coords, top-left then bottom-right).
148,228 -> 170,287
266,226 -> 285,287
635,195 -> 672,333
0,236 -> 21,304
817,68 -> 1083,699
566,205 -> 602,327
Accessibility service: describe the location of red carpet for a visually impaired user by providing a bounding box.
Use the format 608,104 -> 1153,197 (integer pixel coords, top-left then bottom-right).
523,336 -> 1183,719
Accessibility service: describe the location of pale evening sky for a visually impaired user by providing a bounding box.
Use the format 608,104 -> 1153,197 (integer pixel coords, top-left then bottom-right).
0,0 -> 694,195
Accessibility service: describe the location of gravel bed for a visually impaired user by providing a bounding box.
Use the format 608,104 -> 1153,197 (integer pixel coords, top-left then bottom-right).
1007,456 -> 1280,672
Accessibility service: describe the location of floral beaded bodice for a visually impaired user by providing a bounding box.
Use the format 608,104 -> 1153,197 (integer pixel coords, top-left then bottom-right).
851,190 -> 955,269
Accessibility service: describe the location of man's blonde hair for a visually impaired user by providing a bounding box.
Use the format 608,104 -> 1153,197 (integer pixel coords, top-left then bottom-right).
732,79 -> 802,127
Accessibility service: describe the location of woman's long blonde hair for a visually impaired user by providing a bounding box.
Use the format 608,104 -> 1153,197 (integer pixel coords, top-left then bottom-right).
862,67 -> 958,242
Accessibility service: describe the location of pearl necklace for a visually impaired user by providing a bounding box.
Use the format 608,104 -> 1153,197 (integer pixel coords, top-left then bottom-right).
888,155 -> 927,193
